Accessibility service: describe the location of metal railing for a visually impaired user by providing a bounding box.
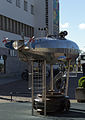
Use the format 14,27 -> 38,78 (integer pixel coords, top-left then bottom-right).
10,91 -> 31,102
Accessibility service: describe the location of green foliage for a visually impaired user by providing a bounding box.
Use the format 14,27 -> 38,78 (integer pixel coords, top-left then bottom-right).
78,76 -> 85,88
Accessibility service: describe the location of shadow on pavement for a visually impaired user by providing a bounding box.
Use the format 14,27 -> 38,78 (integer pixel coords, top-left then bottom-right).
47,109 -> 85,118
0,96 -> 11,101
71,108 -> 85,112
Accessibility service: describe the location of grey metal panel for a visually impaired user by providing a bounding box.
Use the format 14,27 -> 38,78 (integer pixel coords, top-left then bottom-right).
34,38 -> 79,50
17,37 -> 79,64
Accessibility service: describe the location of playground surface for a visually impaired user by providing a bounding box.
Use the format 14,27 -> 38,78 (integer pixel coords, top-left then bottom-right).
0,100 -> 85,120
0,76 -> 85,120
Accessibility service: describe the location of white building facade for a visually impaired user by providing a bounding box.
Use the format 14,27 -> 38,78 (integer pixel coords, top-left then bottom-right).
0,0 -> 59,75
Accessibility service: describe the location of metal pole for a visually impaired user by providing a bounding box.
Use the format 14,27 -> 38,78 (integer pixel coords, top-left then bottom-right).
65,60 -> 71,96
50,64 -> 54,95
44,60 -> 46,116
28,61 -> 31,89
31,61 -> 34,115
28,60 -> 34,90
42,61 -> 45,100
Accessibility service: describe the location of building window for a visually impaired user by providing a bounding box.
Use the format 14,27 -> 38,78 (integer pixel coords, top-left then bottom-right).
20,23 -> 22,35
13,20 -> 16,33
15,21 -> 17,34
0,15 -> 2,29
7,18 -> 11,32
27,26 -> 30,37
7,0 -> 12,3
0,14 -> 34,37
23,24 -> 26,36
31,5 -> 34,15
17,22 -> 20,34
24,0 -> 28,11
2,16 -> 6,31
10,19 -> 13,32
16,0 -> 20,8
26,25 -> 28,37
12,19 -> 15,33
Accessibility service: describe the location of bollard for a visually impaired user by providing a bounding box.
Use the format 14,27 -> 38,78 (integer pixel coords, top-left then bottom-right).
10,92 -> 13,102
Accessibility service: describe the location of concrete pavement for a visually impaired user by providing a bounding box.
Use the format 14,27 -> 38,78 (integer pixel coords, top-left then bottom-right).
0,102 -> 85,120
0,76 -> 85,119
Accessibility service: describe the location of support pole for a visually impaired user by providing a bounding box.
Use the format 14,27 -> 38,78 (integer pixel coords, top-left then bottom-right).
42,62 -> 45,100
65,60 -> 71,96
44,60 -> 46,116
28,61 -> 31,89
31,61 -> 34,115
50,64 -> 54,95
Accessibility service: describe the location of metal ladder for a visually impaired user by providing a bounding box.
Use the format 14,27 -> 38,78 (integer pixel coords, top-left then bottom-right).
31,60 -> 47,116
33,61 -> 43,94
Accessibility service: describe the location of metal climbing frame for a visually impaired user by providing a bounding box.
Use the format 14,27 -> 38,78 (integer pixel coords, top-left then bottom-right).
30,59 -> 46,116
29,59 -> 71,116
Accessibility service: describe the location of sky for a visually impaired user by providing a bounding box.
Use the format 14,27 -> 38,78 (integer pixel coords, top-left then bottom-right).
59,0 -> 85,51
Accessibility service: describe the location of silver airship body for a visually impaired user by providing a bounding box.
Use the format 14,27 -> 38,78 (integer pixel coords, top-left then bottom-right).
5,31 -> 79,64
17,36 -> 79,64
